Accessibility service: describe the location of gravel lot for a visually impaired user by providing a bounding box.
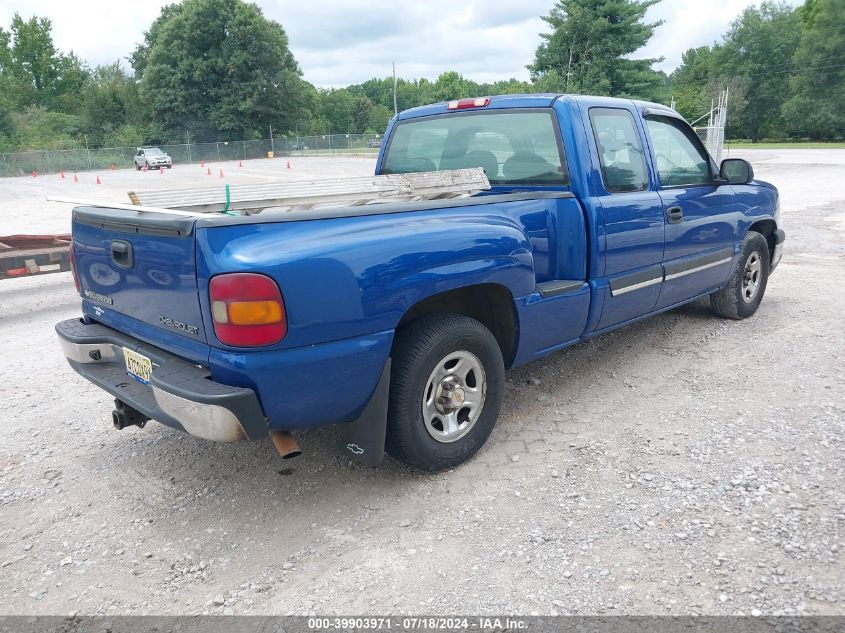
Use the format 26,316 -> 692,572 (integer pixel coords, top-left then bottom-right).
0,151 -> 842,616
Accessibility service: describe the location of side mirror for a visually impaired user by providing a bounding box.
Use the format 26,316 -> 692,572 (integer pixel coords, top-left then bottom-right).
719,158 -> 754,185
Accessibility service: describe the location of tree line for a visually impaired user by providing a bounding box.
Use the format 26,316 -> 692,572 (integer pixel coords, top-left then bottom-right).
0,0 -> 841,152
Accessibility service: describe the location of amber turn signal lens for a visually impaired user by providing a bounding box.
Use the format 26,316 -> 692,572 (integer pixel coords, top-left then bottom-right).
227,300 -> 283,325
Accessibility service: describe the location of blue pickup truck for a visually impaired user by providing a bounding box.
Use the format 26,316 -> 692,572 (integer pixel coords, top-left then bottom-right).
57,94 -> 784,471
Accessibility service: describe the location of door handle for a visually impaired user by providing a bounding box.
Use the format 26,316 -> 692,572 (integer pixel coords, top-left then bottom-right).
666,206 -> 684,224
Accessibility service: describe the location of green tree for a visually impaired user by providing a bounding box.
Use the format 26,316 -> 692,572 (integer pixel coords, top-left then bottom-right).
132,0 -> 309,137
6,106 -> 82,149
9,14 -> 58,106
478,78 -> 535,95
669,45 -> 720,121
530,0 -> 665,99
432,71 -> 470,101
318,88 -> 355,133
781,0 -> 844,139
0,28 -> 16,145
351,95 -> 374,133
367,103 -> 393,134
79,62 -> 143,138
715,2 -> 801,141
49,52 -> 88,113
0,14 -> 87,111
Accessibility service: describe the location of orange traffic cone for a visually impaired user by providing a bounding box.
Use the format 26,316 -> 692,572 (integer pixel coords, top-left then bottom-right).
60,171 -> 65,179
207,167 -> 212,176
73,173 -> 78,182
32,170 -> 37,177
200,160 -> 205,167
142,164 -> 148,171
287,161 -> 291,170
219,169 -> 224,178
96,176 -> 102,185
111,164 -> 116,171
159,166 -> 164,174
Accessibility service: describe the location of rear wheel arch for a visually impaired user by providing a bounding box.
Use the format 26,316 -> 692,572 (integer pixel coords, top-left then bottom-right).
394,283 -> 519,368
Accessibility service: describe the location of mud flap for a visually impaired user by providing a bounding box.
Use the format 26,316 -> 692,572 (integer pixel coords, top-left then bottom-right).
336,359 -> 390,467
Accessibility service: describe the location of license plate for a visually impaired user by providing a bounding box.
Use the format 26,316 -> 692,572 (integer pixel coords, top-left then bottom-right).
123,348 -> 153,384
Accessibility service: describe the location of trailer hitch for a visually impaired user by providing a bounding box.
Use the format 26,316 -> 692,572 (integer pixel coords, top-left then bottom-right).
112,399 -> 150,430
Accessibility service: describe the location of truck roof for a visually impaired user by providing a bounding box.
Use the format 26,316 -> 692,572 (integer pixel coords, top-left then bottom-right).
397,94 -> 675,121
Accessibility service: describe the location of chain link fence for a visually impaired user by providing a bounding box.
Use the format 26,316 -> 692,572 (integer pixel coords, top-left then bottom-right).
692,89 -> 729,163
0,133 -> 383,177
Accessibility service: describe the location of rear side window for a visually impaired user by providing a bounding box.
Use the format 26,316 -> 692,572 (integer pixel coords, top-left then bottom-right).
645,116 -> 711,187
589,108 -> 649,193
382,110 -> 569,186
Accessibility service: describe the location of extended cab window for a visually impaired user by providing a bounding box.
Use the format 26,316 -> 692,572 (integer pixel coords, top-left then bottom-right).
382,110 -> 568,186
589,108 -> 649,193
645,116 -> 712,187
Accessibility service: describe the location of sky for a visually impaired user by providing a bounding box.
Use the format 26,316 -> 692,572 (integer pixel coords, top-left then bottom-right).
0,0 -> 805,87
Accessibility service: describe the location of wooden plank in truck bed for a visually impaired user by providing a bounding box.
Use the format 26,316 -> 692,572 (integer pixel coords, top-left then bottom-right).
127,168 -> 491,214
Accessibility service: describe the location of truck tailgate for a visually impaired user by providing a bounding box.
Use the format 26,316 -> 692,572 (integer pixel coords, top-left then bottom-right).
71,207 -> 208,345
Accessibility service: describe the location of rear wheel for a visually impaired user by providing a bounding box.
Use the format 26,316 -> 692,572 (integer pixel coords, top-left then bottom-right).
386,314 -> 504,471
710,231 -> 770,319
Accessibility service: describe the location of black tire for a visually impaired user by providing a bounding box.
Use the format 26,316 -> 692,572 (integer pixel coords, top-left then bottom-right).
386,314 -> 504,471
710,231 -> 770,319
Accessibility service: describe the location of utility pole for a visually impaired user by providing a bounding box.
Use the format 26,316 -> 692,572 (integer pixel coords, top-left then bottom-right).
393,61 -> 398,116
84,135 -> 92,170
269,124 -> 275,155
186,130 -> 192,162
564,44 -> 574,93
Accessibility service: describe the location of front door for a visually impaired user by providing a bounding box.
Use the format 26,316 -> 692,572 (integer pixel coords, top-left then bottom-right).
587,107 -> 665,331
643,114 -> 739,309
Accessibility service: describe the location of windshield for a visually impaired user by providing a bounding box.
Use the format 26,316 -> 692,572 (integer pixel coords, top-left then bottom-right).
145,148 -> 164,156
382,110 -> 568,186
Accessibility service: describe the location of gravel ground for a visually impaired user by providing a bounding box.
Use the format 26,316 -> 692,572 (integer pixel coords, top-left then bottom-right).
0,150 -> 842,616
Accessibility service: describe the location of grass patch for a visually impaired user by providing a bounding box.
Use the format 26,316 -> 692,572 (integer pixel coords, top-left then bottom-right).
726,141 -> 845,149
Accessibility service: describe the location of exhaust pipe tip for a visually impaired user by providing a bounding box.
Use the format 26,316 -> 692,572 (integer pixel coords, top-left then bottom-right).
270,431 -> 302,459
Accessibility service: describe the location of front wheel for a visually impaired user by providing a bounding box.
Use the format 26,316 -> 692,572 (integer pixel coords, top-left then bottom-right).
386,314 -> 504,471
710,231 -> 770,319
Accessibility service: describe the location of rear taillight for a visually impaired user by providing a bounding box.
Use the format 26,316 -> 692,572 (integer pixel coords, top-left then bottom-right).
447,97 -> 491,110
209,273 -> 287,347
69,243 -> 81,295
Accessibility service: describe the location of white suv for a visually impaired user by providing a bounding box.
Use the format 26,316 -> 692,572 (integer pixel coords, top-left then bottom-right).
134,147 -> 172,170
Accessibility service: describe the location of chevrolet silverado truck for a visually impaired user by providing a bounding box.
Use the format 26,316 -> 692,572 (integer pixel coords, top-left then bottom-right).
57,94 -> 784,471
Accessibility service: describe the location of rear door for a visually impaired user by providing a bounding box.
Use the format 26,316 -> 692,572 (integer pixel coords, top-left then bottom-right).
642,114 -> 739,309
585,106 -> 665,331
72,208 -> 208,356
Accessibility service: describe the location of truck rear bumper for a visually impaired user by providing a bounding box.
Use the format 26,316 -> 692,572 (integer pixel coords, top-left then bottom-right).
55,318 -> 267,442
